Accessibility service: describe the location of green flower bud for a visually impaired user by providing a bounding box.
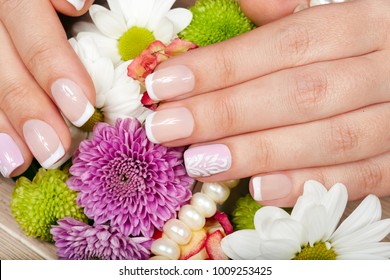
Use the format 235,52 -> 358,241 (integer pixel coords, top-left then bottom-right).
232,194 -> 262,230
11,168 -> 88,242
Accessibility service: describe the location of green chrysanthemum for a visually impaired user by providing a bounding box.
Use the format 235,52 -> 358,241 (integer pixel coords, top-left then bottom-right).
179,0 -> 256,47
10,168 -> 88,242
232,194 -> 262,230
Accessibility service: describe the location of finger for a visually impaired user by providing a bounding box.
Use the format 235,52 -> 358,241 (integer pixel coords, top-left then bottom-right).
51,0 -> 94,16
240,0 -> 309,26
0,110 -> 32,178
0,22 -> 70,169
147,50 -> 390,144
181,103 -> 390,182
146,0 -> 388,101
0,0 -> 95,128
248,151 -> 390,207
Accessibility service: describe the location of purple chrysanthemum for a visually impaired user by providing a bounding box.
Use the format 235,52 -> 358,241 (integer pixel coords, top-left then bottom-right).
51,217 -> 151,260
67,118 -> 194,237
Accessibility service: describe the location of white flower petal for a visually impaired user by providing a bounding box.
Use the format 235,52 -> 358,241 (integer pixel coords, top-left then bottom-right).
90,5 -> 127,39
72,21 -> 100,37
152,18 -> 174,43
254,207 -> 291,239
335,242 -> 390,258
221,230 -> 261,260
146,0 -> 175,30
260,239 -> 301,260
304,205 -> 327,246
107,0 -> 123,15
321,183 -> 348,239
127,0 -> 156,28
332,219 -> 390,248
331,195 -> 382,241
267,219 -> 305,245
165,8 -> 193,34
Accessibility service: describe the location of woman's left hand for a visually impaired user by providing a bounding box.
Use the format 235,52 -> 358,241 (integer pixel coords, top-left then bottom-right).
144,0 -> 390,206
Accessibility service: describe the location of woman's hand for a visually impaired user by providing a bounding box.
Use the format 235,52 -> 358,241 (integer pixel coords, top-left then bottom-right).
0,0 -> 96,178
144,0 -> 390,206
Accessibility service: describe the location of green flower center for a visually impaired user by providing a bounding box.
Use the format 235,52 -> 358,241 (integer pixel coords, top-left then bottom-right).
293,242 -> 337,260
80,108 -> 104,132
118,27 -> 155,61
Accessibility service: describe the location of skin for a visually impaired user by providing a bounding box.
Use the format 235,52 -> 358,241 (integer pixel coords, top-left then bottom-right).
155,0 -> 390,206
0,0 -> 96,176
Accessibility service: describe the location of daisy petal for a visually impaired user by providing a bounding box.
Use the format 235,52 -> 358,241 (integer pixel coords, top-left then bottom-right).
152,18 -> 174,43
335,242 -> 390,258
222,230 -> 261,259
165,8 -> 193,34
267,218 -> 305,245
260,239 -> 301,259
146,0 -> 176,30
304,205 -> 327,246
254,207 -> 290,239
221,235 -> 247,260
332,219 -> 390,248
321,183 -> 348,239
90,5 -> 127,39
331,195 -> 382,241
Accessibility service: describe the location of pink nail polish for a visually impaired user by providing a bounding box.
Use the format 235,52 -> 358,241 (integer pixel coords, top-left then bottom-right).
0,133 -> 24,177
51,79 -> 94,127
23,120 -> 65,169
184,144 -> 232,177
145,65 -> 195,101
251,174 -> 292,201
145,108 -> 194,143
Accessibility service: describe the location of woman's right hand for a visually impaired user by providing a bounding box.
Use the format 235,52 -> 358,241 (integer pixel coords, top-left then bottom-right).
0,0 -> 96,178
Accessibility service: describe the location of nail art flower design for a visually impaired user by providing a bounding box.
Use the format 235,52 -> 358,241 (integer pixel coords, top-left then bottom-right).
221,181 -> 390,259
73,0 -> 193,64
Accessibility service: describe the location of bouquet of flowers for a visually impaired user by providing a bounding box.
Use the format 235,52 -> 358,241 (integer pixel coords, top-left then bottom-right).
9,0 -> 390,260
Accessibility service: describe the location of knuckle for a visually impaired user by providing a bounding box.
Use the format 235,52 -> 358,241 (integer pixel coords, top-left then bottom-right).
252,137 -> 274,173
289,70 -> 329,115
213,46 -> 237,87
358,161 -> 384,194
211,94 -> 241,134
0,78 -> 30,112
0,0 -> 24,21
325,119 -> 360,156
23,38 -> 57,73
276,23 -> 311,63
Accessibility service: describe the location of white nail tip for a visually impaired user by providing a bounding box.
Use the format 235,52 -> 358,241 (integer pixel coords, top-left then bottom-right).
145,113 -> 159,144
66,0 -> 86,11
145,73 -> 160,101
252,177 -> 263,201
41,144 -> 65,169
73,102 -> 95,127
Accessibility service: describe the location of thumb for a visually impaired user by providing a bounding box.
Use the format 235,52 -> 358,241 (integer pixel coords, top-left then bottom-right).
240,0 -> 309,26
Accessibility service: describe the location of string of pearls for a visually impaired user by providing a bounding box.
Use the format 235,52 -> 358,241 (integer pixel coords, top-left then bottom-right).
149,179 -> 240,260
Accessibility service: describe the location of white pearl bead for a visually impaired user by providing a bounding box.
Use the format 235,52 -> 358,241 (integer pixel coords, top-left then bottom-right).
179,205 -> 206,231
163,219 -> 192,245
149,255 -> 171,260
201,182 -> 230,204
221,179 -> 240,189
151,237 -> 180,260
190,192 -> 217,218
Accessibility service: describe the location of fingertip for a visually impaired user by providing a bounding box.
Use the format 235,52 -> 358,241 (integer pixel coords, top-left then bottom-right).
51,0 -> 94,17
240,0 -> 309,26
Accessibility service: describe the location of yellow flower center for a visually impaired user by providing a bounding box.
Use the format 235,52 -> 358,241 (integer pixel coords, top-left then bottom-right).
118,27 -> 155,61
293,242 -> 337,260
80,108 -> 104,132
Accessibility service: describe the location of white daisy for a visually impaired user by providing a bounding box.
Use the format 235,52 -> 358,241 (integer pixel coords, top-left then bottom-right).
69,36 -> 151,129
74,0 -> 192,64
221,180 -> 390,260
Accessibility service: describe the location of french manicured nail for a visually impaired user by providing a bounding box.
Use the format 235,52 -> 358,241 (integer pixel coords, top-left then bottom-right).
184,144 -> 232,177
0,133 -> 24,177
251,174 -> 292,201
145,107 -> 194,143
66,0 -> 86,11
23,120 -> 65,169
146,65 -> 195,101
51,79 -> 94,127
294,3 -> 309,12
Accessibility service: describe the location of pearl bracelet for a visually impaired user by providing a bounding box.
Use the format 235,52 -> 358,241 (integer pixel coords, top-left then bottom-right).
149,180 -> 240,260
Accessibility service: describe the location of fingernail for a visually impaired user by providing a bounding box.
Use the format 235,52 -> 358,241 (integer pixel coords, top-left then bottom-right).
184,144 -> 232,177
145,107 -> 194,143
146,65 -> 195,101
51,79 -> 94,127
66,0 -> 86,11
251,174 -> 292,201
294,3 -> 309,12
0,133 -> 24,177
23,120 -> 65,169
